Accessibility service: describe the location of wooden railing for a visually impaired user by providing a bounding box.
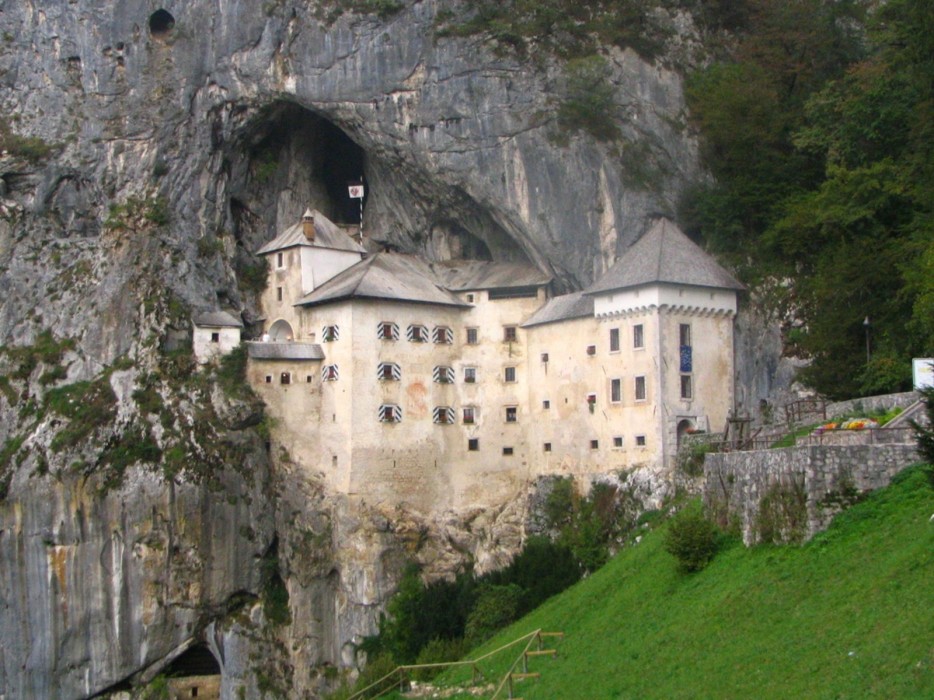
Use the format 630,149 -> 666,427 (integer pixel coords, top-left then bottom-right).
347,628 -> 564,700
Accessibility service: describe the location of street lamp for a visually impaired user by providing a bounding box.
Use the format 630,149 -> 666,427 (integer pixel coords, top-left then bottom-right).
863,316 -> 871,364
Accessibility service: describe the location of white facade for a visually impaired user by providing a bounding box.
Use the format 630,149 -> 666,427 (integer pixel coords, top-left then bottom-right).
247,216 -> 741,510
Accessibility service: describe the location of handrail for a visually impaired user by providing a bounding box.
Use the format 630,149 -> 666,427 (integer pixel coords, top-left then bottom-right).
346,628 -> 557,700
489,630 -> 543,699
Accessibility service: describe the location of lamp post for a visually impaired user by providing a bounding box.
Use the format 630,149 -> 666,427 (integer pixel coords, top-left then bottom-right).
863,316 -> 871,364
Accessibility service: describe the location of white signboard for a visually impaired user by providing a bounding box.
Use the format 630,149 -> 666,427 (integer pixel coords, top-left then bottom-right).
913,358 -> 934,390
348,184 -> 365,199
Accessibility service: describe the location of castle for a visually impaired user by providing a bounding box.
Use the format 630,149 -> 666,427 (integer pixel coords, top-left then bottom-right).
226,209 -> 742,511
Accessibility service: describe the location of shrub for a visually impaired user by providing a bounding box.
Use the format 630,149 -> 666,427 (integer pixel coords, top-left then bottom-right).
911,386 -> 934,466
412,637 -> 469,681
557,55 -> 619,142
664,505 -> 718,573
756,478 -> 808,544
464,583 -> 522,645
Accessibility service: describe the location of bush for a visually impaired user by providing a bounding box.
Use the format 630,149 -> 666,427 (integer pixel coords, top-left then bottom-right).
464,583 -> 522,645
557,55 -> 619,142
664,505 -> 719,573
911,386 -> 934,467
412,637 -> 469,681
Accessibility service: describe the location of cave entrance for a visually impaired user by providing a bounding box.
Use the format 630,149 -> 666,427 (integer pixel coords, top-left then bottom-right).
162,645 -> 221,699
318,119 -> 366,226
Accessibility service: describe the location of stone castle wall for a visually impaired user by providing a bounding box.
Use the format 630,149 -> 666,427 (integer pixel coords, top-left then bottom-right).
704,442 -> 921,545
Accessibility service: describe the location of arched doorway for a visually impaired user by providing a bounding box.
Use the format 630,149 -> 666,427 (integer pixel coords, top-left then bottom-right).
676,419 -> 695,449
268,319 -> 294,341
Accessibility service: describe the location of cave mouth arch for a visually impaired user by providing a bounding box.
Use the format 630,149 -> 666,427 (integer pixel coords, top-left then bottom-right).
163,644 -> 221,677
149,9 -> 175,37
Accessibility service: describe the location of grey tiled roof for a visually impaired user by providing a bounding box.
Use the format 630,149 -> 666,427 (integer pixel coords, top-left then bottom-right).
256,209 -> 366,256
246,342 -> 325,360
585,219 -> 744,295
295,253 -> 470,309
430,260 -> 552,291
521,292 -> 594,328
193,311 -> 243,328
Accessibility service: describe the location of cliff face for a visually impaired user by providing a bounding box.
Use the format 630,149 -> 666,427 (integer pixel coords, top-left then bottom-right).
0,1 -> 714,697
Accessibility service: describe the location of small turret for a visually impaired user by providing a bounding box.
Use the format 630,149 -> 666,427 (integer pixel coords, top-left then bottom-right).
302,208 -> 316,242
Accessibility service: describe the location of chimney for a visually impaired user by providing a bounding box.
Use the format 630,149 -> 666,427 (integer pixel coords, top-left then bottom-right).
302,208 -> 315,242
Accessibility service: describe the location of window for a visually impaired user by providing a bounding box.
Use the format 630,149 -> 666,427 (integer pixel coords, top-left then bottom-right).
407,324 -> 427,342
541,352 -> 549,363
210,332 -> 220,343
504,366 -> 516,383
466,293 -> 475,303
587,393 -> 596,405
544,442 -> 552,452
306,375 -> 313,383
543,400 -> 550,409
280,372 -> 291,384
505,406 -> 517,423
633,323 -> 644,349
489,286 -> 538,300
379,404 -> 402,423
276,287 -> 283,302
503,326 -> 518,342
611,378 -> 621,403
433,326 -> 453,344
463,406 -> 477,424
635,376 -> 646,401
609,327 -> 620,352
276,252 -> 284,268
464,366 -> 477,383
586,344 -> 596,356
466,327 -> 478,345
378,362 -> 401,381
680,374 -> 693,400
377,322 -> 399,340
265,375 -> 272,384
590,439 -> 599,450
322,364 -> 339,381
502,446 -> 514,455
636,435 -> 646,446
433,366 -> 455,383
468,438 -> 479,451
322,325 -> 339,342
433,406 -> 455,424
679,323 -> 692,347
613,436 -> 623,448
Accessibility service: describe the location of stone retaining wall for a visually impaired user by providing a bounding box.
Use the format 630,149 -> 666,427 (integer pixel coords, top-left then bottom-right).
704,443 -> 920,545
825,391 -> 919,421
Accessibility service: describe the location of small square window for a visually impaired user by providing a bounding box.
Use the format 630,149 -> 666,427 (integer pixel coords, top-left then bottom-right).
210,332 -> 220,343
378,322 -> 398,340
464,367 -> 477,383
544,442 -> 552,452
613,436 -> 623,448
609,327 -> 620,352
408,324 -> 427,342
505,406 -> 517,423
504,366 -> 516,383
636,435 -> 646,446
633,324 -> 644,349
587,393 -> 596,405
323,325 -> 339,342
265,375 -> 272,384
463,406 -> 476,424
433,326 -> 453,344
590,439 -> 599,450
543,400 -> 550,409
468,438 -> 479,451
504,326 -> 517,342
635,376 -> 646,401
541,352 -> 549,363
502,446 -> 514,456
280,372 -> 291,384
586,345 -> 596,356
306,375 -> 313,383
466,293 -> 475,303
466,327 -> 479,345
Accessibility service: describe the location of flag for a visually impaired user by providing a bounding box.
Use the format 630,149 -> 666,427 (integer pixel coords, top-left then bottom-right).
348,183 -> 365,199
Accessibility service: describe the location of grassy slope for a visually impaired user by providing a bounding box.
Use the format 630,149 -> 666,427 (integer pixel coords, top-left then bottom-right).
440,465 -> 934,699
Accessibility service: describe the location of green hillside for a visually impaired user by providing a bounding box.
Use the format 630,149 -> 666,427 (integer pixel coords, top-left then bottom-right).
435,465 -> 934,699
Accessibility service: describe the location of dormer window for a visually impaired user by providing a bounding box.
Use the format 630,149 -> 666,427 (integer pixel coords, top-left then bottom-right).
407,324 -> 427,342
433,326 -> 453,344
322,325 -> 339,342
378,362 -> 401,381
433,366 -> 455,384
378,322 -> 399,340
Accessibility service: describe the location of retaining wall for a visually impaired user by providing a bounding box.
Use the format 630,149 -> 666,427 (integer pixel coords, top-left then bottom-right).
704,443 -> 920,545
